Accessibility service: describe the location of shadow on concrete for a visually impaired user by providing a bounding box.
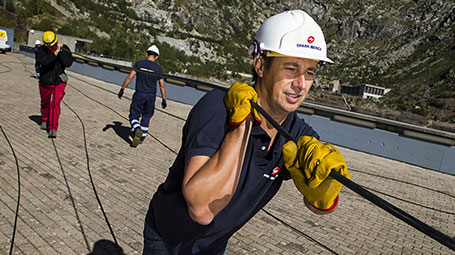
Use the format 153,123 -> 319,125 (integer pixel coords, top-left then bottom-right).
29,115 -> 42,125
102,121 -> 131,145
88,239 -> 125,255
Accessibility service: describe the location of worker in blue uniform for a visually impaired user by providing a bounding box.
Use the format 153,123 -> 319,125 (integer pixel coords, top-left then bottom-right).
142,10 -> 351,254
118,45 -> 167,147
34,39 -> 42,78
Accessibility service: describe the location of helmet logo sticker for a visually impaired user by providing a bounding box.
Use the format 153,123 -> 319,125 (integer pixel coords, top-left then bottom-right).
307,36 -> 315,44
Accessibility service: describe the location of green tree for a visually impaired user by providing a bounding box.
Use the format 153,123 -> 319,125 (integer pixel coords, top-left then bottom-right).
35,18 -> 55,31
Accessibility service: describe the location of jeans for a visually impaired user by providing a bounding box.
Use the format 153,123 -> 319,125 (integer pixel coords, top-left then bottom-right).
142,223 -> 228,255
143,223 -> 169,255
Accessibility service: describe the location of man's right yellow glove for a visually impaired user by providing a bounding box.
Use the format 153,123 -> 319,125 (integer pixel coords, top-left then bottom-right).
224,82 -> 261,126
282,136 -> 350,211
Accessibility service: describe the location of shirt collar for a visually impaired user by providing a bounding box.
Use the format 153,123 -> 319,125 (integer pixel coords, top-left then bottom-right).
251,112 -> 296,149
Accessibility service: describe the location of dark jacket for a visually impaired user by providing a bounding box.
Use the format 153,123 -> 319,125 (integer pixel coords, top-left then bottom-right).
36,44 -> 73,85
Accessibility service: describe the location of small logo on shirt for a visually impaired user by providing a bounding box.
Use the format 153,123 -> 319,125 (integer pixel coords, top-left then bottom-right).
263,167 -> 280,180
139,67 -> 155,73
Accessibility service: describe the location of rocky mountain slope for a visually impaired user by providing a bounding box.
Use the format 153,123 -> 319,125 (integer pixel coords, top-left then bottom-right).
1,0 -> 454,130
110,0 -> 455,129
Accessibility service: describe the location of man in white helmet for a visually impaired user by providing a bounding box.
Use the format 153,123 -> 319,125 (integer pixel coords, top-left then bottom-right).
143,10 -> 350,254
34,39 -> 42,78
118,44 -> 167,147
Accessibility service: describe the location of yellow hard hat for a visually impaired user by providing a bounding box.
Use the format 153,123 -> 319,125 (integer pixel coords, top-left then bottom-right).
42,31 -> 57,47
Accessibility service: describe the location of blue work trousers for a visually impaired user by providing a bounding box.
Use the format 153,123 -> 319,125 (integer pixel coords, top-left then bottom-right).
129,92 -> 156,130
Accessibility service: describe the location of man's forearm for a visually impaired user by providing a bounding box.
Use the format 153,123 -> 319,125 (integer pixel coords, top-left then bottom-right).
182,118 -> 253,225
121,78 -> 131,89
159,80 -> 166,100
121,70 -> 136,90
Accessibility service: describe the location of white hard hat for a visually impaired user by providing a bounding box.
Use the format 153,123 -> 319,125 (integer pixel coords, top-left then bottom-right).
146,45 -> 159,55
35,40 -> 42,45
251,10 -> 333,63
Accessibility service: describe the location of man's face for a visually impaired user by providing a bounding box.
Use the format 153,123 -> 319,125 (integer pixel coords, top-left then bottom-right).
258,56 -> 318,116
45,44 -> 56,51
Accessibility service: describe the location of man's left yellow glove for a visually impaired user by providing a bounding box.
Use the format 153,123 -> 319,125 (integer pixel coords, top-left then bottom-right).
283,136 -> 350,211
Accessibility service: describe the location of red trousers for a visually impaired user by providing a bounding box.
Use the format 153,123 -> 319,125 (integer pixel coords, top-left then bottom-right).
39,83 -> 66,131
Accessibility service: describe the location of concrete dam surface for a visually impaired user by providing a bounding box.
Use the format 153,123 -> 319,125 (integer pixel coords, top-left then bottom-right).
0,53 -> 454,254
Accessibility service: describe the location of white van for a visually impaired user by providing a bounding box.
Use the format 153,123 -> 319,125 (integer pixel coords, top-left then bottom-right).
0,29 -> 12,53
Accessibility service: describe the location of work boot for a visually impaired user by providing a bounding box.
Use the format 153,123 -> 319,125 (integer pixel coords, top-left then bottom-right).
40,122 -> 47,130
48,130 -> 57,138
131,129 -> 143,147
139,131 -> 148,144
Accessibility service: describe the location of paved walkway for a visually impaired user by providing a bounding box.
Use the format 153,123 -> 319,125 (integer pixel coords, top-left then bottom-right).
0,53 -> 454,254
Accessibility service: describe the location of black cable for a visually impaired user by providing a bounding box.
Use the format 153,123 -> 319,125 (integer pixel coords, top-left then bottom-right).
362,186 -> 455,215
250,100 -> 455,251
5,53 -> 198,253
333,169 -> 455,250
69,62 -> 455,252
9,52 -> 122,253
75,54 -> 228,91
1,55 -> 92,253
9,54 -> 36,77
349,168 -> 455,215
72,66 -> 454,251
68,73 -> 187,122
60,65 -> 455,213
67,74 -> 179,155
50,138 -> 91,252
65,75 -> 337,253
68,51 -> 454,200
0,62 -> 13,74
25,50 -> 454,251
350,168 -> 455,199
0,126 -> 21,255
262,209 -> 339,255
62,100 -> 123,254
68,82 -> 127,120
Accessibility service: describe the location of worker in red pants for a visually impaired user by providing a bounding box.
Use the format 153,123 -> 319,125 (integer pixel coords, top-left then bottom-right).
38,84 -> 66,135
35,31 -> 73,138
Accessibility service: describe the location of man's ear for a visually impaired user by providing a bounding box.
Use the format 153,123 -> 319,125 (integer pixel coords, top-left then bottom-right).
253,57 -> 264,78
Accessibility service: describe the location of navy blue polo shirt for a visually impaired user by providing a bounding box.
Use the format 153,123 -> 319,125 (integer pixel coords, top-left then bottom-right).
145,89 -> 319,254
134,60 -> 163,94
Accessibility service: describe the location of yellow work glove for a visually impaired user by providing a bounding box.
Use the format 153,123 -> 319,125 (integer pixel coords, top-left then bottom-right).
282,136 -> 351,210
224,82 -> 261,126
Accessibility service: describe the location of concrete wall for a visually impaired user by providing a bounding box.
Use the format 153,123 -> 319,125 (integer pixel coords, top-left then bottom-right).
28,30 -> 75,51
27,30 -> 92,53
67,58 -> 455,174
300,113 -> 455,174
